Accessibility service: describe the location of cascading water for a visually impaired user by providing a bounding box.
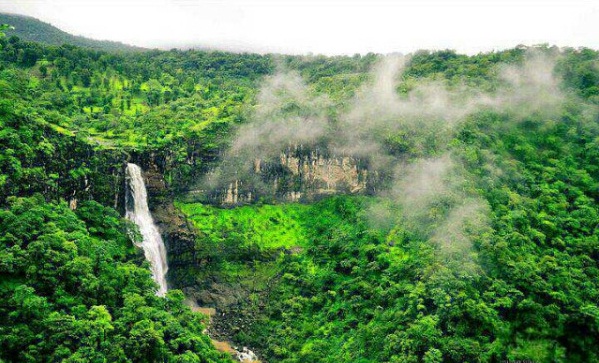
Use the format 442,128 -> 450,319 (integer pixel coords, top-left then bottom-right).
125,163 -> 169,296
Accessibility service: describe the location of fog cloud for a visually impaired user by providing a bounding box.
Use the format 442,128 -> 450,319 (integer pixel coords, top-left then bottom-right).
205,49 -> 568,260
230,70 -> 331,160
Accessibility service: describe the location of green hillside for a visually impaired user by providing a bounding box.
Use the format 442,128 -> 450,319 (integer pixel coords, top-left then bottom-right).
0,13 -> 146,52
1,18 -> 599,363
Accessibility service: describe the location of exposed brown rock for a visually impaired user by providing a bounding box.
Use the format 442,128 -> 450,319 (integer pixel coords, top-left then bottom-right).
215,145 -> 376,205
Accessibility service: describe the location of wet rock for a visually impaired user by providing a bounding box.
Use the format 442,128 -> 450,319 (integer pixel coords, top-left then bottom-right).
236,347 -> 258,362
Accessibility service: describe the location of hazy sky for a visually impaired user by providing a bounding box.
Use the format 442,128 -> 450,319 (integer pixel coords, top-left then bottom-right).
1,0 -> 597,55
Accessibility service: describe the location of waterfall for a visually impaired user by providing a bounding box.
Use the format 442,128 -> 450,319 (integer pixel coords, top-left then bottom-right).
125,163 -> 169,296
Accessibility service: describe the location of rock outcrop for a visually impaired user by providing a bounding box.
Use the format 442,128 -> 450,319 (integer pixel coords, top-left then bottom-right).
203,145 -> 378,205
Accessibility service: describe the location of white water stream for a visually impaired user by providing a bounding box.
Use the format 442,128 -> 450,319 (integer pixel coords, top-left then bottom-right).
125,163 -> 169,296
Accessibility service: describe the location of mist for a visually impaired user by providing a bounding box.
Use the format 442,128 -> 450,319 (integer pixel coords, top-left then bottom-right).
230,69 -> 331,160
203,49 -> 569,260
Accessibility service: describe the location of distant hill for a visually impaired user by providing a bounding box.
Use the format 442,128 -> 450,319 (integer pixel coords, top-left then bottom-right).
0,12 -> 147,52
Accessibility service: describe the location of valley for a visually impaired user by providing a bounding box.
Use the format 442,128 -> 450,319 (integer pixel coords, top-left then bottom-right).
1,13 -> 599,363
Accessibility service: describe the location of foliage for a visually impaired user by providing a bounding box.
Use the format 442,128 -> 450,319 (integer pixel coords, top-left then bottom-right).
0,196 -> 233,362
175,48 -> 599,363
178,202 -> 310,251
0,91 -> 124,205
179,116 -> 599,361
1,23 -> 599,363
0,35 -> 274,190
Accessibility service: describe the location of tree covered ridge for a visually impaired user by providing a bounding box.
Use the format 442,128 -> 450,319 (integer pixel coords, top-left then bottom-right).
0,98 -> 125,206
0,34 -> 274,192
0,13 -> 145,52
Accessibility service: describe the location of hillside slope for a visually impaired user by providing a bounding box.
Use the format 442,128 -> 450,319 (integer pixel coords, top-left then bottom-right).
0,12 -> 146,52
0,29 -> 236,362
1,26 -> 599,363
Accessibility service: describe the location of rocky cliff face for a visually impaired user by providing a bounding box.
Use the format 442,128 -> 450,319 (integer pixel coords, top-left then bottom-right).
203,146 -> 378,205
133,149 -> 382,360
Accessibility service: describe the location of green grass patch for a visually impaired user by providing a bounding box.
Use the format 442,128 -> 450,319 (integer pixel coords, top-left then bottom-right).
177,201 -> 311,250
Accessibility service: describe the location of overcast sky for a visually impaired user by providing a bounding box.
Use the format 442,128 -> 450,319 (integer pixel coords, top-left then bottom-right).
1,0 -> 597,55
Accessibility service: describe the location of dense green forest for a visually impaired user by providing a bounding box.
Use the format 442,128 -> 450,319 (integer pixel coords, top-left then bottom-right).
183,111 -> 599,362
0,196 -> 233,362
169,47 -> 599,363
1,15 -> 599,363
0,22 -> 242,363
